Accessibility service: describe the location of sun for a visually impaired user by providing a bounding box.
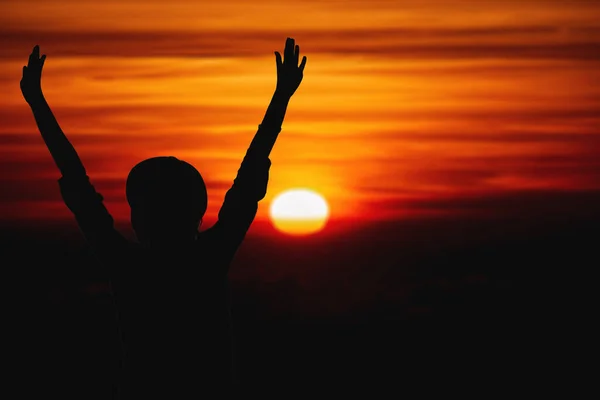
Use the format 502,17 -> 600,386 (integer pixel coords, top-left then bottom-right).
269,189 -> 330,235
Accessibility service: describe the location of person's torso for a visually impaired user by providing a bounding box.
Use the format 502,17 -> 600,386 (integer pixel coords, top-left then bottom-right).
109,239 -> 235,394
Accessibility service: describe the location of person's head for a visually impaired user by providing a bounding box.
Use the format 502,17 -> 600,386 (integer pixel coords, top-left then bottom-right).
126,156 -> 207,247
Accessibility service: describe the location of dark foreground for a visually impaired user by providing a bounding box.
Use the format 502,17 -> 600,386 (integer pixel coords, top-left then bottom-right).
3,208 -> 596,397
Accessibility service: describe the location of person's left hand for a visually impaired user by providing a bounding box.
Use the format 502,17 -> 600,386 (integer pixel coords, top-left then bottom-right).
274,37 -> 307,98
21,45 -> 47,105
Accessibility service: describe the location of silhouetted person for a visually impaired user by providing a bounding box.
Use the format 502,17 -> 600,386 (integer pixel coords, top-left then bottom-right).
20,38 -> 307,397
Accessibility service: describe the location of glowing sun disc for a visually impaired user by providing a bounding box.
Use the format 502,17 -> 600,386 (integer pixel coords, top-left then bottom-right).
269,189 -> 329,235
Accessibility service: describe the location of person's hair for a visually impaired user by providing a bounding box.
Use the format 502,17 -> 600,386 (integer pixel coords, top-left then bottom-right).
126,156 -> 208,227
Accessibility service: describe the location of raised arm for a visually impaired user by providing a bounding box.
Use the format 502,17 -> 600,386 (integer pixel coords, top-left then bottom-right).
20,45 -> 127,260
211,38 -> 307,257
20,45 -> 86,178
247,37 -> 307,160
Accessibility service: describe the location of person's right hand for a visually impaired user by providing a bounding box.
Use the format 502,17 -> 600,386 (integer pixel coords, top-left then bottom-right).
274,37 -> 307,98
21,45 -> 47,105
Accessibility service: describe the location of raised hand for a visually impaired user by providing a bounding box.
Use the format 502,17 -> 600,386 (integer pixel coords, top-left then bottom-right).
21,45 -> 47,105
274,38 -> 307,98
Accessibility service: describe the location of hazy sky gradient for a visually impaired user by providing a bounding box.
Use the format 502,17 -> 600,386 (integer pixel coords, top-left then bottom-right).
1,0 -> 599,227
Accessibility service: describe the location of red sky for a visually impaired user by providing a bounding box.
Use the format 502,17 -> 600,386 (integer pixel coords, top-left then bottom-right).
1,0 -> 599,229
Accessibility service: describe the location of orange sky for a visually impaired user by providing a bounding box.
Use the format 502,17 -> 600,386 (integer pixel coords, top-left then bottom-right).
1,0 -> 599,227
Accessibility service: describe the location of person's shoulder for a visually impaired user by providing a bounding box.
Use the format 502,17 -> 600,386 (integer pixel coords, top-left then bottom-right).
197,224 -> 225,238
195,223 -> 242,246
107,239 -> 142,272
195,227 -> 219,248
194,228 -> 231,267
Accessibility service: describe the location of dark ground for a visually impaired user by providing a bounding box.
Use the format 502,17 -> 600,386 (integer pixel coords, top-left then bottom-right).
2,202 -> 596,397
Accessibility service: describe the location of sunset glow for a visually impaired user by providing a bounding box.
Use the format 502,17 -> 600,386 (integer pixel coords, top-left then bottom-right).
2,2 -> 599,386
269,189 -> 329,235
1,1 -> 599,230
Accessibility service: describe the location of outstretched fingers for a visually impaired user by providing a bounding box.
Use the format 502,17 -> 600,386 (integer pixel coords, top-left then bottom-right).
299,55 -> 307,72
27,45 -> 45,69
28,45 -> 39,66
274,38 -> 306,96
284,37 -> 295,62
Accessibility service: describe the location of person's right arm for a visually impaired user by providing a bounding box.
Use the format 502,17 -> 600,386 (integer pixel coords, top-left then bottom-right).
21,45 -> 126,257
211,38 -> 307,266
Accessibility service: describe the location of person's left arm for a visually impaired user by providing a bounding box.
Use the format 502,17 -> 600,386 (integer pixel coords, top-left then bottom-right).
212,37 -> 307,259
21,45 -> 127,261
